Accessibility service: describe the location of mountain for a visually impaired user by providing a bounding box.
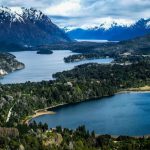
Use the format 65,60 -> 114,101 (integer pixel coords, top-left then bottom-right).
0,6 -> 71,46
64,18 -> 150,41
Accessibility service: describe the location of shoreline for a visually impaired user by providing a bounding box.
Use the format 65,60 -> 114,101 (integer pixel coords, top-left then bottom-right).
24,103 -> 67,125
24,86 -> 150,125
24,111 -> 56,125
0,64 -> 25,79
116,90 -> 150,95
116,86 -> 150,94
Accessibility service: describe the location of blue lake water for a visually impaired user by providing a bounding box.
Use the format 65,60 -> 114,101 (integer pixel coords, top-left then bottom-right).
76,39 -> 119,43
32,92 -> 150,136
1,50 -> 150,136
0,50 -> 113,84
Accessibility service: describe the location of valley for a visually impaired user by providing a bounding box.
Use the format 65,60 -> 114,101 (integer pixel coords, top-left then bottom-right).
0,4 -> 150,150
1,61 -> 150,126
0,26 -> 150,150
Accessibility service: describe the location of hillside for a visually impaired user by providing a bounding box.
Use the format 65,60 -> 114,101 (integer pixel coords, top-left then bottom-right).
0,7 -> 71,46
41,33 -> 150,63
38,33 -> 150,55
65,18 -> 150,41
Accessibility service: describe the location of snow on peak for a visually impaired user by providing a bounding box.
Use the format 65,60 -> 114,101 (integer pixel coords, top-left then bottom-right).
0,6 -> 46,24
0,6 -> 24,22
10,7 -> 23,15
81,18 -> 135,30
64,17 -> 135,32
63,26 -> 78,32
146,21 -> 150,28
21,7 -> 45,20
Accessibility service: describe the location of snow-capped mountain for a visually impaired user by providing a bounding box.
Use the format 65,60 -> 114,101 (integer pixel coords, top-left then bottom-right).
64,18 -> 150,41
64,18 -> 134,31
0,6 -> 71,46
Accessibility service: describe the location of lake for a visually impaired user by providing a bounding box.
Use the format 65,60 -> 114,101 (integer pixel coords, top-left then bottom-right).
76,39 -> 119,43
31,92 -> 150,136
0,50 -> 113,84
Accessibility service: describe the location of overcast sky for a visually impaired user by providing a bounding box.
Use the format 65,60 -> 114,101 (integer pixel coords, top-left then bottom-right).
1,0 -> 150,27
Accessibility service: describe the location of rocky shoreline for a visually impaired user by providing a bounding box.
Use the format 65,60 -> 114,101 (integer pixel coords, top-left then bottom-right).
0,53 -> 25,77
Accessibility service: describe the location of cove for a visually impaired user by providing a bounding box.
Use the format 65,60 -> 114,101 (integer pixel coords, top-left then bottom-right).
0,50 -> 113,84
31,92 -> 150,136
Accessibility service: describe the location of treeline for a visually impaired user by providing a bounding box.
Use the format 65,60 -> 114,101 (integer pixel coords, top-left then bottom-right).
113,55 -> 150,64
0,61 -> 150,127
1,124 -> 150,150
64,53 -> 106,63
64,51 -> 150,64
54,61 -> 150,88
0,78 -> 116,126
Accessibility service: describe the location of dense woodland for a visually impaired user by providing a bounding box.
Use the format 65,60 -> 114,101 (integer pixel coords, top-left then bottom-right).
0,34 -> 150,149
64,53 -> 106,63
0,62 -> 150,149
56,34 -> 150,64
1,124 -> 150,150
0,61 -> 150,127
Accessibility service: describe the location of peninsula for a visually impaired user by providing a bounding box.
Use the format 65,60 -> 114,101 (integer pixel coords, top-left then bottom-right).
0,53 -> 25,77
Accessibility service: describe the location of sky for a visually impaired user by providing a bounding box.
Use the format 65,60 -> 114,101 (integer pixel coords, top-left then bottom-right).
0,0 -> 150,28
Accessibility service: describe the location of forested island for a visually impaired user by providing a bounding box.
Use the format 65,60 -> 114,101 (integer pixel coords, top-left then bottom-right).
32,34 -> 149,65
64,53 -> 106,63
64,52 -> 150,64
0,53 -> 25,77
37,49 -> 53,55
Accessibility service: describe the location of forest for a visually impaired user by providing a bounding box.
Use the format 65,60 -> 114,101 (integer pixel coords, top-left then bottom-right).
0,36 -> 150,149
1,123 -> 150,150
0,61 -> 150,127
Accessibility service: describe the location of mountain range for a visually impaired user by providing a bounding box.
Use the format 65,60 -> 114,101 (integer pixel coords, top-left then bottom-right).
0,6 -> 150,47
64,18 -> 150,41
0,6 -> 71,46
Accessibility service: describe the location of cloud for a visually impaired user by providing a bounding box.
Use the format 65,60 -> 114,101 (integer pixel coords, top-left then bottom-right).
44,0 -> 81,16
0,0 -> 150,27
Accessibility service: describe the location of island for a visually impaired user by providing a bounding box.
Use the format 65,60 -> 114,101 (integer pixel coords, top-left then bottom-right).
0,53 -> 25,77
44,34 -> 150,64
64,53 -> 106,63
37,49 -> 53,55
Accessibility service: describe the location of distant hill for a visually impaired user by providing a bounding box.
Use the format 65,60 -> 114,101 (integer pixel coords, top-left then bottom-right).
37,33 -> 150,56
117,33 -> 150,54
64,18 -> 150,41
0,7 -> 71,46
